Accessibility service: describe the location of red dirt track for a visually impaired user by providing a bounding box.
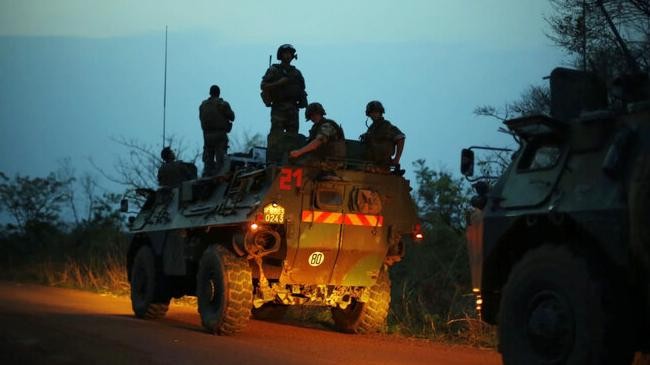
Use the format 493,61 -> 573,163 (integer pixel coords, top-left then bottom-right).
0,282 -> 501,365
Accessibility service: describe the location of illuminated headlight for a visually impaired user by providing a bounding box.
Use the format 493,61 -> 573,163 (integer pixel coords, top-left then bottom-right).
412,223 -> 424,242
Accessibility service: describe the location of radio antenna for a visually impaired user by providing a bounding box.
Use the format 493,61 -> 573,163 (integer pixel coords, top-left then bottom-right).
162,26 -> 168,148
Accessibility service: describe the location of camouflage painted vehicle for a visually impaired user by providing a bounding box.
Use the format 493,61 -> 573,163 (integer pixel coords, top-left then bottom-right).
124,142 -> 421,335
462,67 -> 650,364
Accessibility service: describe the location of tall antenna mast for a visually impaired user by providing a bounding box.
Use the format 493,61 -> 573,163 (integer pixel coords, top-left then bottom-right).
162,26 -> 168,148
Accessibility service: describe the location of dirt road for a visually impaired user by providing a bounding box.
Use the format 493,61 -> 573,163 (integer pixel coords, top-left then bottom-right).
0,282 -> 501,365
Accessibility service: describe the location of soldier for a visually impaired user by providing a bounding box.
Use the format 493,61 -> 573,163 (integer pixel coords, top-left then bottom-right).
360,100 -> 405,167
289,102 -> 345,164
199,84 -> 235,176
260,44 -> 308,163
157,147 -> 197,187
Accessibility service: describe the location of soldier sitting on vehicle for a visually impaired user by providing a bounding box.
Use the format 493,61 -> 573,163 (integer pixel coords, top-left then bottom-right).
360,100 -> 405,171
289,102 -> 345,166
157,147 -> 197,187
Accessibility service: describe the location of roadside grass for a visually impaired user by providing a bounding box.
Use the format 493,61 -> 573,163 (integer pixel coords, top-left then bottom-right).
386,280 -> 496,348
0,223 -> 130,295
2,253 -> 129,295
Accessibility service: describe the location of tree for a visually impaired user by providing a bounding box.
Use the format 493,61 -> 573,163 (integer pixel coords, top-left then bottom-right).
474,84 -> 551,122
229,130 -> 266,152
105,136 -> 198,190
0,172 -> 72,233
94,132 -> 265,205
412,159 -> 470,232
547,0 -> 650,78
389,160 -> 476,335
473,84 -> 548,175
475,0 -> 650,127
90,135 -> 200,205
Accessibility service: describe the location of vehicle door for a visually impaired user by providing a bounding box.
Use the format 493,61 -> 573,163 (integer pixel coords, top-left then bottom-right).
291,180 -> 345,284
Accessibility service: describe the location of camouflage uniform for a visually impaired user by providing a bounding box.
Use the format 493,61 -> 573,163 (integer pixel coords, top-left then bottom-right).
261,63 -> 307,163
303,118 -> 346,165
360,117 -> 405,166
199,96 -> 235,176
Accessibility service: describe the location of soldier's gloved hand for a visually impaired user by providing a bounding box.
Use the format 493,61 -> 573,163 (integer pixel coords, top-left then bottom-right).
289,150 -> 301,159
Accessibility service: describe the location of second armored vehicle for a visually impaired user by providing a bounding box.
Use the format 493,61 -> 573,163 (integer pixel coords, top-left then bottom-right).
462,68 -> 650,364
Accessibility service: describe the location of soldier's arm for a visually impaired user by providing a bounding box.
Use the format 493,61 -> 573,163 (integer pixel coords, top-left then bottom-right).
157,167 -> 164,186
262,77 -> 290,90
290,138 -> 324,159
291,122 -> 336,158
391,135 -> 405,165
260,67 -> 274,89
298,90 -> 308,108
261,66 -> 288,90
297,70 -> 308,108
224,101 -> 235,121
296,69 -> 306,90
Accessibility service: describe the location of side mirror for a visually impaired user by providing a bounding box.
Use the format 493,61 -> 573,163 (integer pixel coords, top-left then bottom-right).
461,149 -> 475,177
120,199 -> 129,213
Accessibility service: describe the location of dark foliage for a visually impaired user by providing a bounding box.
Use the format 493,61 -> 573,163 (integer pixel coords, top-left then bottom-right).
389,160 -> 479,339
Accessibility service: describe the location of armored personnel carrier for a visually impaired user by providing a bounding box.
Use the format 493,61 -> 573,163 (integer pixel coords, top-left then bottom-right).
124,141 -> 421,335
462,68 -> 650,364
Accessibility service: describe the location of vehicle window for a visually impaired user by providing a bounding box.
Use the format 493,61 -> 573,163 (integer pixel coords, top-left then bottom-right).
518,143 -> 562,170
316,189 -> 343,210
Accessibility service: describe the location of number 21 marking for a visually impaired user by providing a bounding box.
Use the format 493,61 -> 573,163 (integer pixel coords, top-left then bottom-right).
279,168 -> 303,190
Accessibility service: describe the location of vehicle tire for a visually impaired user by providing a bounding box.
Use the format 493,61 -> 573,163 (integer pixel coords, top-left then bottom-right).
331,269 -> 390,334
130,245 -> 170,319
196,245 -> 253,335
252,304 -> 289,321
499,245 -> 634,365
630,152 -> 650,335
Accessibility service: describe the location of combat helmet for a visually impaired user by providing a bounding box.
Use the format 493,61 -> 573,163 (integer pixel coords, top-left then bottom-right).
305,102 -> 326,120
365,100 -> 385,116
160,147 -> 175,162
277,44 -> 297,60
209,84 -> 220,97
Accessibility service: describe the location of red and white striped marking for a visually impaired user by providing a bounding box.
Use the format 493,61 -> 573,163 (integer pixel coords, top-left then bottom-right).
301,211 -> 383,227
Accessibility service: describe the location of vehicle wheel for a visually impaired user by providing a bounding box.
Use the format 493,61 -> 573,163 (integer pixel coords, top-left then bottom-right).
331,269 -> 390,334
130,245 -> 170,319
630,152 -> 650,333
252,303 -> 289,321
499,245 -> 634,365
197,245 -> 253,335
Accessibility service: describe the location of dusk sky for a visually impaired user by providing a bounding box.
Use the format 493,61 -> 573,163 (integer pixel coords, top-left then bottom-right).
0,0 -> 568,192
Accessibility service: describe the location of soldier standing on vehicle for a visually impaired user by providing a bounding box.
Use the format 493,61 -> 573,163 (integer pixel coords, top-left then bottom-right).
289,102 -> 345,165
158,147 -> 197,187
359,100 -> 405,168
260,44 -> 308,163
199,85 -> 235,176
